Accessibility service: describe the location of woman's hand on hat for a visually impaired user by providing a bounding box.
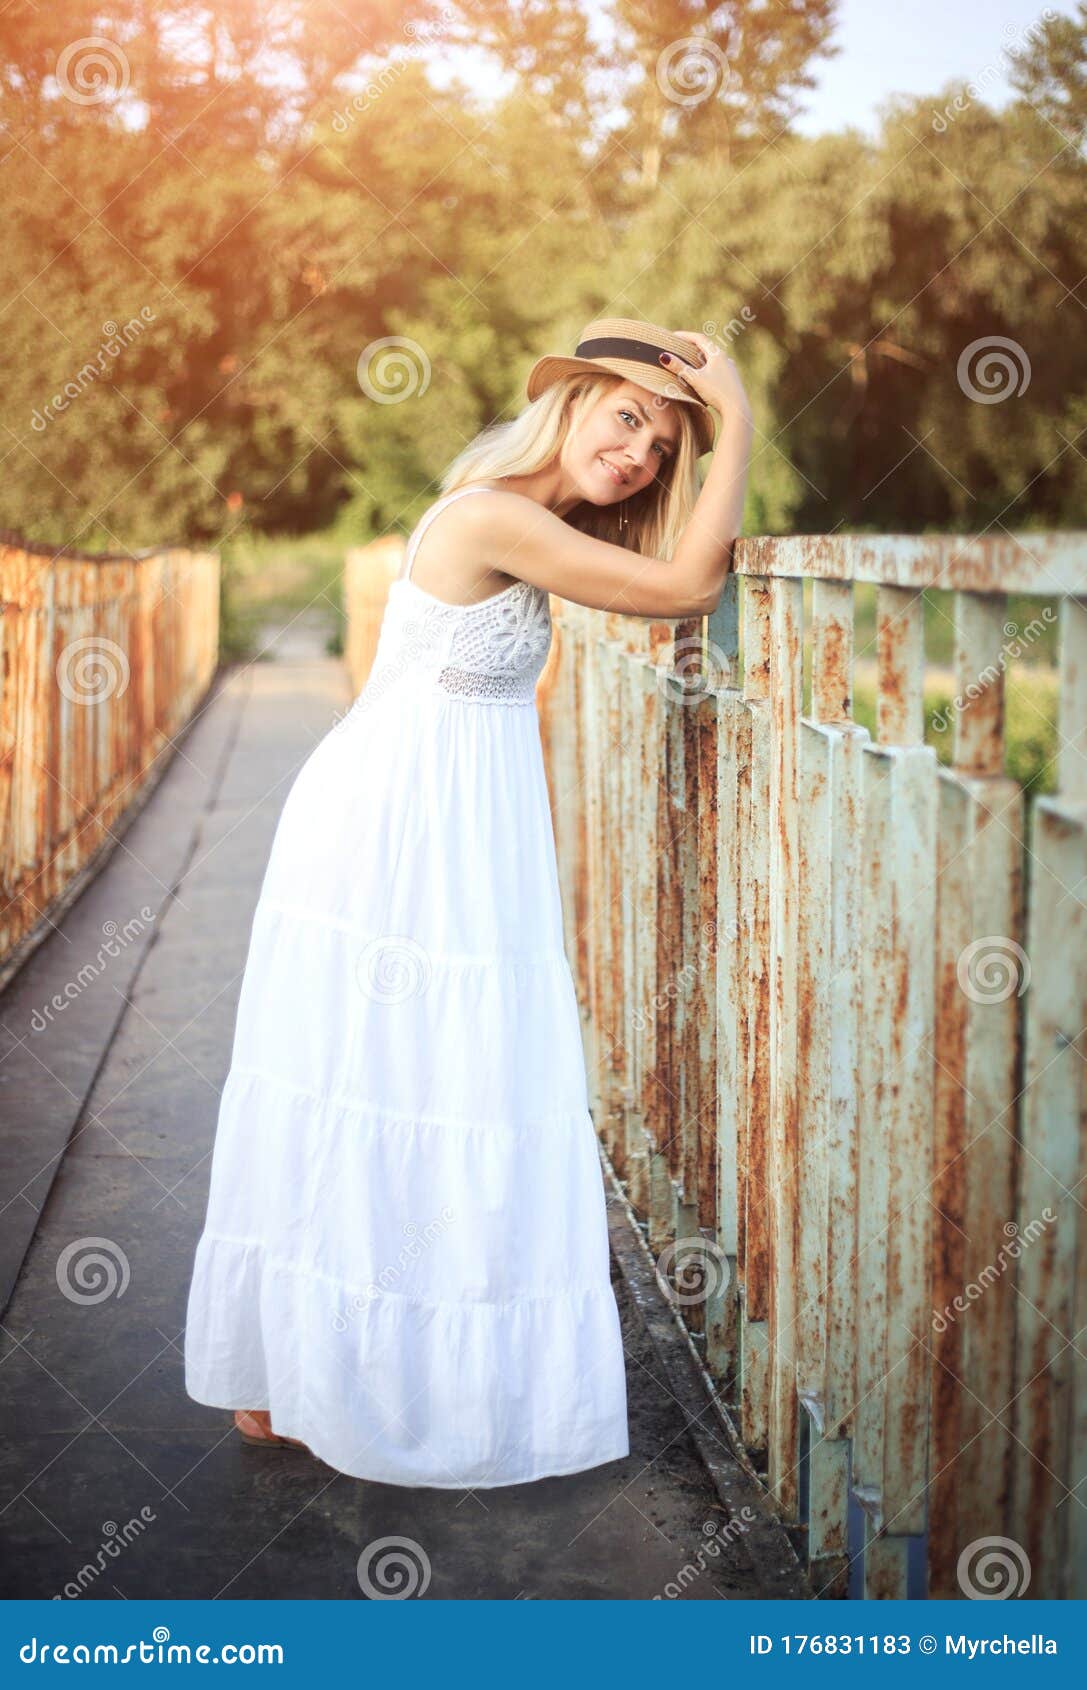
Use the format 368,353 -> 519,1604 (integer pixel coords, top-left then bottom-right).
660,329 -> 752,428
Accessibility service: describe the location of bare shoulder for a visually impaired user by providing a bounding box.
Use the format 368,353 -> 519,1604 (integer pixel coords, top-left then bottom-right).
407,486 -> 523,599
448,486 -> 580,575
454,486 -> 651,606
412,485 -> 565,598
447,486 -> 565,549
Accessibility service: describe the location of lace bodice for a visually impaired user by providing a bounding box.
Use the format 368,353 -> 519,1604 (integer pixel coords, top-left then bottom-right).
361,486 -> 552,706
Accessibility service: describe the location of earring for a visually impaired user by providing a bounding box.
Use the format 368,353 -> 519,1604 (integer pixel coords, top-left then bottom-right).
619,505 -> 627,536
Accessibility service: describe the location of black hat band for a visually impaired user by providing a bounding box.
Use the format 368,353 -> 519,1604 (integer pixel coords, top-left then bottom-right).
574,335 -> 705,395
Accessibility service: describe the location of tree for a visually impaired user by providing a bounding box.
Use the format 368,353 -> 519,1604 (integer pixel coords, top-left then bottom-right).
1006,2 -> 1087,147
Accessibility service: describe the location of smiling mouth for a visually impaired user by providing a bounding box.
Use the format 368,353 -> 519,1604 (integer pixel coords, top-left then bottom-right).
598,456 -> 628,486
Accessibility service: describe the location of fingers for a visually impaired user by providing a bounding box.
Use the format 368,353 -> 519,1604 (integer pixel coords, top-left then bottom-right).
674,332 -> 730,368
672,337 -> 735,364
676,329 -> 732,353
659,351 -> 702,378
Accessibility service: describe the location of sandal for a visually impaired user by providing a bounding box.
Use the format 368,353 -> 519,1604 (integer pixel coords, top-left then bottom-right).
234,1409 -> 311,1452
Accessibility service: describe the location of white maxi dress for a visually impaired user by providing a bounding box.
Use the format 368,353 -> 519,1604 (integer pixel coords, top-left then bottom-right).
184,483 -> 630,1487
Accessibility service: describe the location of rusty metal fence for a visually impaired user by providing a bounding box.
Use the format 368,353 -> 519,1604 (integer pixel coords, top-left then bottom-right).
0,538 -> 220,981
344,528 -> 1086,1601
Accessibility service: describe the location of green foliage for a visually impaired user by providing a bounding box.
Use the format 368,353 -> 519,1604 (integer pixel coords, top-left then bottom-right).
1,0 -> 1083,560
849,670 -> 1058,796
1004,667 -> 1060,797
217,527 -> 346,660
788,579 -> 1058,795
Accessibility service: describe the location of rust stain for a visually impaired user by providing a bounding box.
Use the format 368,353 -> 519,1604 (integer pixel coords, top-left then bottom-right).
339,528 -> 1087,1599
0,542 -> 220,976
814,612 -> 853,722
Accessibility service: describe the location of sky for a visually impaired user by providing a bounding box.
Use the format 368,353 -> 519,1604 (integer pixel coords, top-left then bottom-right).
793,0 -> 1074,136
420,0 -> 1075,139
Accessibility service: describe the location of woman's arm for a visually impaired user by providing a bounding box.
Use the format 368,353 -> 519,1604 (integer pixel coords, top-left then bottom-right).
458,336 -> 753,618
662,333 -> 754,612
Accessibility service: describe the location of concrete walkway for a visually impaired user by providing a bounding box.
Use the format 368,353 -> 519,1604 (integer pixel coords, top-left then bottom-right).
0,622 -> 807,1601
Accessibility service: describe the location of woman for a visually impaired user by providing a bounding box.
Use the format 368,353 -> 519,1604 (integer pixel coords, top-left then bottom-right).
184,316 -> 753,1487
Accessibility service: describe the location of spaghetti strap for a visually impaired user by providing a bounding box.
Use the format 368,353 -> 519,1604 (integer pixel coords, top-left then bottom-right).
402,484 -> 497,581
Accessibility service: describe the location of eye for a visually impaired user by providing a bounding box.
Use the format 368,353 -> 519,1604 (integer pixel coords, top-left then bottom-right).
618,408 -> 672,459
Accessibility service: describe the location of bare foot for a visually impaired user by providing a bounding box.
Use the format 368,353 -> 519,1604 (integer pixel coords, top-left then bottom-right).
234,1409 -> 310,1450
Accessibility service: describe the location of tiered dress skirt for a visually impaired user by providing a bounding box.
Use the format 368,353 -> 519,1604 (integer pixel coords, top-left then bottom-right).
184,670 -> 630,1487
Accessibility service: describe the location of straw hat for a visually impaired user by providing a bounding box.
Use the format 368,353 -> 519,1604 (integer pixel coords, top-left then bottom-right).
525,315 -> 717,455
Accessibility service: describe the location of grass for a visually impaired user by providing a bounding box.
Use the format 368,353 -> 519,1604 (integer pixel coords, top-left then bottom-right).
808,581 -> 1061,798
216,528 -> 349,662
850,583 -> 1061,672
850,666 -> 1060,798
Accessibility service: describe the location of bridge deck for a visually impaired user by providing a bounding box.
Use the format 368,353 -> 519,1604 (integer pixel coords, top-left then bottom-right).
0,627 -> 805,1600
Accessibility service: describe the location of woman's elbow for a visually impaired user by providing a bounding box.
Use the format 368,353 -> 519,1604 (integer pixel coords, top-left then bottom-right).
676,584 -> 720,618
653,588 -> 716,619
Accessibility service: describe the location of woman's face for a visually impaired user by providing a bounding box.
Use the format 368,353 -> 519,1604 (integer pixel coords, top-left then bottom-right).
565,379 -> 681,506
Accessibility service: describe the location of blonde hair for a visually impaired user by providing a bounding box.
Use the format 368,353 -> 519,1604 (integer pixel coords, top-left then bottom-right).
438,372 -> 704,560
